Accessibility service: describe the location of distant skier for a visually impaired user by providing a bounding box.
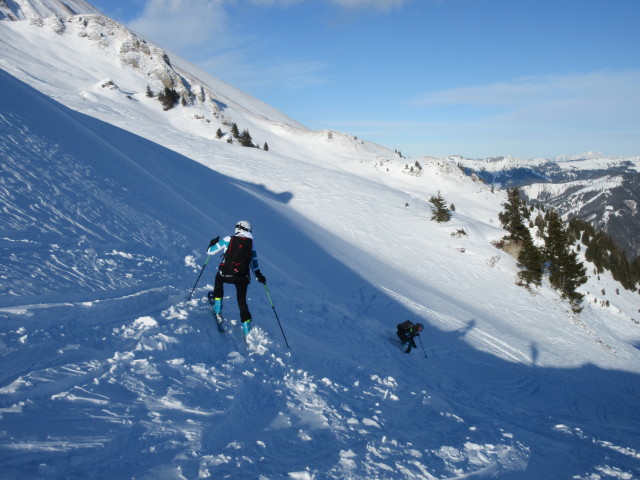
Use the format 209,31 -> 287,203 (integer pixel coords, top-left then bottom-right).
396,320 -> 424,353
207,220 -> 266,335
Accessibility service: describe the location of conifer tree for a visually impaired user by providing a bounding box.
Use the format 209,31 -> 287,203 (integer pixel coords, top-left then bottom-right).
429,191 -> 451,223
544,210 -> 588,311
263,142 -> 269,151
499,187 -> 528,241
517,231 -> 544,287
215,128 -> 223,139
239,129 -> 253,147
157,87 -> 179,110
231,123 -> 240,139
534,213 -> 545,238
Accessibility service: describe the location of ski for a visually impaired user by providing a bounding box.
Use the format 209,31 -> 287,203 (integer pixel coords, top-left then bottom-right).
214,313 -> 226,332
383,335 -> 411,353
206,292 -> 226,332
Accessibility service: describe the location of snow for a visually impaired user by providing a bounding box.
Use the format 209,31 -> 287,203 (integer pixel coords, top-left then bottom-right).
453,153 -> 640,174
0,0 -> 100,21
1,7 -> 640,480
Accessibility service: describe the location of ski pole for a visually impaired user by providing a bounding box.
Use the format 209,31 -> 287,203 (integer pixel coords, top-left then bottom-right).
187,255 -> 210,301
263,284 -> 290,349
418,335 -> 428,358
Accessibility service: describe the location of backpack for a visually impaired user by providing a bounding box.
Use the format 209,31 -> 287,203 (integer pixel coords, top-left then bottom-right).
397,320 -> 413,333
219,236 -> 253,279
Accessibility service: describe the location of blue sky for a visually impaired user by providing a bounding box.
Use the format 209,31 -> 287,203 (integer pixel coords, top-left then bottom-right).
90,0 -> 640,160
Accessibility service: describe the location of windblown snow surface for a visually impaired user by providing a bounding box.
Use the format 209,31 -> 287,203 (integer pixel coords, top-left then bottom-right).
1,19 -> 640,480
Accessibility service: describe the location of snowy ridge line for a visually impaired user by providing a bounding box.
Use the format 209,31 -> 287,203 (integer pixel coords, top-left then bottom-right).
0,285 -> 173,312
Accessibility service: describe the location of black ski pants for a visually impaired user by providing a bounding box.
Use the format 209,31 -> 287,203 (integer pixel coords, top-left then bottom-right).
213,272 -> 252,322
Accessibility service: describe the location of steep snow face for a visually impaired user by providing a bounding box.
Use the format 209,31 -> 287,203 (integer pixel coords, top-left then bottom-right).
0,0 -> 100,20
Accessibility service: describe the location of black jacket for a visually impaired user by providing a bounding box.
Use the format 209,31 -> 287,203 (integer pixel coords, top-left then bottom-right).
397,326 -> 420,352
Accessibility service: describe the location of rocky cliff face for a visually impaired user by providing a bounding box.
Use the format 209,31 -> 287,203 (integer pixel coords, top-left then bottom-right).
8,9 -> 220,112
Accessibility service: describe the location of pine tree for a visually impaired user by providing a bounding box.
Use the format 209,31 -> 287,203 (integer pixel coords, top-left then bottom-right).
534,213 -> 545,237
562,248 -> 589,310
239,129 -> 253,147
517,231 -> 544,287
145,85 -> 154,97
231,123 -> 240,139
632,256 -> 640,291
157,87 -> 180,110
215,128 -> 223,139
263,142 -> 269,151
544,210 -> 588,311
499,187 -> 528,241
429,191 -> 451,223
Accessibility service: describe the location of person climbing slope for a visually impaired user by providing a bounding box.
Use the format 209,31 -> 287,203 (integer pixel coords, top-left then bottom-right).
396,320 -> 424,353
207,220 -> 266,335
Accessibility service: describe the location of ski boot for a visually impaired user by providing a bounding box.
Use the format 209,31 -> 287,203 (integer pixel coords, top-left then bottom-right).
241,319 -> 252,336
207,292 -> 225,329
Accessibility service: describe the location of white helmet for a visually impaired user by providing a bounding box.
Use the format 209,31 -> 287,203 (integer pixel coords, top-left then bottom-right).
235,220 -> 252,234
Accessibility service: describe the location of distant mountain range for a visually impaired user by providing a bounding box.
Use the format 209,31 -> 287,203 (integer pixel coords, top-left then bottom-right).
455,154 -> 640,259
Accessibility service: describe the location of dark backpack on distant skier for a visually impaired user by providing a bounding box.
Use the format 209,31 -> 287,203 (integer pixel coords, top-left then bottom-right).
397,320 -> 413,334
219,236 -> 253,280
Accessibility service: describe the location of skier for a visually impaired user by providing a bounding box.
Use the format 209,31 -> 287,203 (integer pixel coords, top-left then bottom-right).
396,321 -> 424,353
207,220 -> 266,335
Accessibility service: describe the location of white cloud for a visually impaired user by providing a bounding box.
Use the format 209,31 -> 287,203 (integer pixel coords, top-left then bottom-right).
127,0 -> 332,92
248,0 -> 303,5
408,71 -> 640,128
410,71 -> 640,110
199,54 -> 329,91
126,0 -> 413,51
329,71 -> 640,158
331,0 -> 408,10
128,0 -> 231,52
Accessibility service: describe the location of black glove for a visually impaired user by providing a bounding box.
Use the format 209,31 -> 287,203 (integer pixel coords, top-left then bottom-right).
208,236 -> 220,249
255,270 -> 266,284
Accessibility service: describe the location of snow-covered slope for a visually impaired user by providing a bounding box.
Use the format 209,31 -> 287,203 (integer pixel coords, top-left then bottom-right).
1,6 -> 640,480
0,0 -> 100,21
